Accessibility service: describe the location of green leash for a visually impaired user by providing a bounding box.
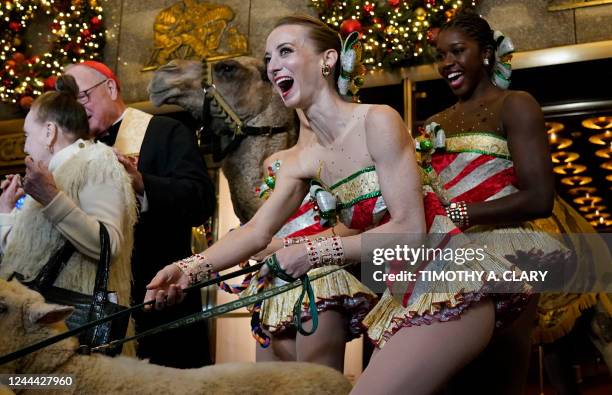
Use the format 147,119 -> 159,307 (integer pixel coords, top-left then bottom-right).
264,254 -> 318,336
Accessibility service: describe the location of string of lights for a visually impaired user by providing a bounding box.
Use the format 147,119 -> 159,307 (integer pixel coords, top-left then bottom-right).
310,0 -> 478,70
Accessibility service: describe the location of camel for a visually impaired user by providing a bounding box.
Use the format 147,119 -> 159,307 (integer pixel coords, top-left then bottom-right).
148,57 -> 298,223
0,279 -> 352,395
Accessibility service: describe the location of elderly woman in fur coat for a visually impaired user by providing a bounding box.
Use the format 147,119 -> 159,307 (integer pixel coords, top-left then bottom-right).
0,75 -> 137,354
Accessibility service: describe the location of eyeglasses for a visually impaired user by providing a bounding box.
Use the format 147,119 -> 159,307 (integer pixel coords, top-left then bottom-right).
76,79 -> 107,104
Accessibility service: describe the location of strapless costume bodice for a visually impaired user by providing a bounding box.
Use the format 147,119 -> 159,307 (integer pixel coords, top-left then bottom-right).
430,132 -> 519,203
327,166 -> 390,231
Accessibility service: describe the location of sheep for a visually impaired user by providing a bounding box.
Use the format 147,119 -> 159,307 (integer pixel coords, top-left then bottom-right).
0,279 -> 352,395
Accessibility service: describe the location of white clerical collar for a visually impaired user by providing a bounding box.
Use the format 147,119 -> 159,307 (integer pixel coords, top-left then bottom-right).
113,109 -> 128,126
48,139 -> 92,172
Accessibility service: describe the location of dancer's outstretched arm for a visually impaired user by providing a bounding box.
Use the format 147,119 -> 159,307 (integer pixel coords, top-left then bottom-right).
144,159 -> 309,309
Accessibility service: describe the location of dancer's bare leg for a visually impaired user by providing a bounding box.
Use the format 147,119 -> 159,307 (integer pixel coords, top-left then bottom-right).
296,310 -> 347,371
256,329 -> 297,362
445,295 -> 539,395
352,300 -> 495,395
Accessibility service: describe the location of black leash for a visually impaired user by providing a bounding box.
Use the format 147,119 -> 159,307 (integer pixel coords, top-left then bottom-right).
89,263 -> 350,353
0,262 -> 263,365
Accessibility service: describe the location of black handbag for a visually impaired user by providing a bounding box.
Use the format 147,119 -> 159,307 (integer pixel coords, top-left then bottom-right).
10,223 -> 129,356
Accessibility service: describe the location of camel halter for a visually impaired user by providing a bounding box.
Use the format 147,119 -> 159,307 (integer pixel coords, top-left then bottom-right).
200,59 -> 288,139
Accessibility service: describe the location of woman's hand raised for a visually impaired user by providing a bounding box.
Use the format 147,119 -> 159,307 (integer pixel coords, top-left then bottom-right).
23,157 -> 59,206
0,175 -> 24,213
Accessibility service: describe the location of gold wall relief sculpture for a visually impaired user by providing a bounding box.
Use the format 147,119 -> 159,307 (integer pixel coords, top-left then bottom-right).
142,0 -> 248,71
0,133 -> 26,174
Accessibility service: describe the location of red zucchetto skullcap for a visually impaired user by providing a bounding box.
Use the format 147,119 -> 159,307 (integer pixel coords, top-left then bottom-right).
78,60 -> 120,91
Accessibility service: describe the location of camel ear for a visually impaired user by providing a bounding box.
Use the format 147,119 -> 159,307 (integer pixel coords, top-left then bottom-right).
28,302 -> 74,326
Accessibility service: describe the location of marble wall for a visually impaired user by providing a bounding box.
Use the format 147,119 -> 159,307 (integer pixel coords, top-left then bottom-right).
103,0 -> 612,104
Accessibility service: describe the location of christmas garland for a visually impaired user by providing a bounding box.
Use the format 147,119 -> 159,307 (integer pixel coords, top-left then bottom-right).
310,0 -> 478,70
0,0 -> 105,108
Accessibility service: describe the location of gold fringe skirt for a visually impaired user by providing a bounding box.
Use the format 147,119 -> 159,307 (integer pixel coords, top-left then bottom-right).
242,266 -> 377,340
364,215 -> 567,348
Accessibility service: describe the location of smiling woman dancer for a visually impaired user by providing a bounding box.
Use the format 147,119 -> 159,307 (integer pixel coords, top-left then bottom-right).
144,15 -> 521,394
239,111 -> 377,371
384,10 -> 573,395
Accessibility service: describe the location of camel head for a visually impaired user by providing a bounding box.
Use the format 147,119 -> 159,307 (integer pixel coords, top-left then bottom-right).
148,59 -> 205,118
149,57 -> 290,129
148,57 -> 298,223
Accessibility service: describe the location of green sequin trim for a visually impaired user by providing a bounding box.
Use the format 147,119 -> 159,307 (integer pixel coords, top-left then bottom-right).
330,166 -> 376,190
444,148 -> 512,160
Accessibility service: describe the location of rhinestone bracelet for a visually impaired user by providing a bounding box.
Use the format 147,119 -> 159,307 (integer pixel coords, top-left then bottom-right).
305,236 -> 345,268
445,201 -> 470,227
174,253 -> 213,285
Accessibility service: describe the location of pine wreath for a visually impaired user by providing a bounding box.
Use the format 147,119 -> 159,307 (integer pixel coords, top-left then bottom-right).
0,0 -> 105,108
310,0 -> 479,70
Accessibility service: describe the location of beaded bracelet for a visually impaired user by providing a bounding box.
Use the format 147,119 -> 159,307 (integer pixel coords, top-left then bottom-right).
305,236 -> 345,268
445,201 -> 470,227
283,236 -> 310,248
174,253 -> 213,285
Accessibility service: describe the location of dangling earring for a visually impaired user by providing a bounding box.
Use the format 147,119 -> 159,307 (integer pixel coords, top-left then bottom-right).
47,145 -> 54,154
483,58 -> 490,66
321,64 -> 331,77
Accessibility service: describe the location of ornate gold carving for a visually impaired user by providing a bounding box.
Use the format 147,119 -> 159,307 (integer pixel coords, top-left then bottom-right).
143,0 -> 248,71
0,133 -> 25,165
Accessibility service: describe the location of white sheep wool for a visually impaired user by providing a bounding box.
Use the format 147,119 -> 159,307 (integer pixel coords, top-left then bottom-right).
0,142 -> 137,311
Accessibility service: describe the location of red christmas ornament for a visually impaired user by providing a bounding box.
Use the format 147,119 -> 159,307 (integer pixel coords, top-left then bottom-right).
340,19 -> 362,37
6,60 -> 16,69
51,22 -> 61,31
19,95 -> 34,109
9,21 -> 21,32
90,16 -> 101,27
426,27 -> 440,44
81,29 -> 91,38
388,0 -> 401,7
426,0 -> 437,5
12,52 -> 25,64
43,76 -> 57,91
363,3 -> 374,13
